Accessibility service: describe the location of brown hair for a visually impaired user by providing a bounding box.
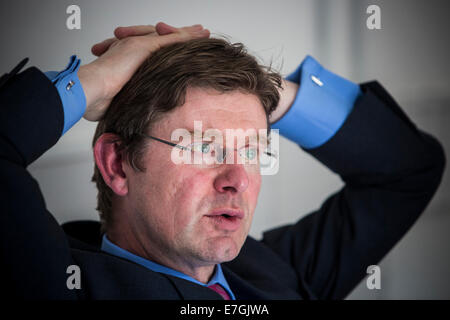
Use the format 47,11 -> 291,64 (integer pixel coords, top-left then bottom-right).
92,37 -> 282,232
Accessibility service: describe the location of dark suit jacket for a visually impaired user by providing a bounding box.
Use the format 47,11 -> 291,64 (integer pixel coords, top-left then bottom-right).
0,60 -> 445,300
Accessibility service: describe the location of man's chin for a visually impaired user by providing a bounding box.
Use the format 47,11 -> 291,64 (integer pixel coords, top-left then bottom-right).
202,235 -> 243,263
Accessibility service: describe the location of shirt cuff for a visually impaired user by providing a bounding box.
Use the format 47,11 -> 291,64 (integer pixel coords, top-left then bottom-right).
45,55 -> 86,135
271,55 -> 362,149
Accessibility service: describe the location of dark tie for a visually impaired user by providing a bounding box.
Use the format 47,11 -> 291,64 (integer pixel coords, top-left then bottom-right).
208,283 -> 231,300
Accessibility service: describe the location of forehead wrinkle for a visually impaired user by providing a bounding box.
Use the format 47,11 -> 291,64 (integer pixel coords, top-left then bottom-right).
188,106 -> 252,121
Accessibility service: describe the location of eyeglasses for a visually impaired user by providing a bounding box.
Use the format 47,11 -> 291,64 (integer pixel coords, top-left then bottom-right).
141,134 -> 278,172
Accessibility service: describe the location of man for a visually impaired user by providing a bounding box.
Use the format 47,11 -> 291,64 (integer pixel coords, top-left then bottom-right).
0,22 -> 445,300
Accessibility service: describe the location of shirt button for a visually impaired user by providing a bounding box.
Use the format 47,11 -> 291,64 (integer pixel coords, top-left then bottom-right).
66,80 -> 75,91
311,75 -> 323,86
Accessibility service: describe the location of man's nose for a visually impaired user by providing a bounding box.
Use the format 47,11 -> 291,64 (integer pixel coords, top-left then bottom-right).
213,164 -> 249,194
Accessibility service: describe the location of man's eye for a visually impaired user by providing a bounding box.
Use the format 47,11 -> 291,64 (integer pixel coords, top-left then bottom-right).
243,147 -> 258,160
191,143 -> 211,154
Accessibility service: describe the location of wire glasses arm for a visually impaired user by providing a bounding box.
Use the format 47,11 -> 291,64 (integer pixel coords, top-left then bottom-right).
142,135 -> 188,150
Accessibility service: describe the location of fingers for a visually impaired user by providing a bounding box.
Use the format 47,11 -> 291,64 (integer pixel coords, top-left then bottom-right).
155,26 -> 210,49
114,24 -> 157,39
127,22 -> 209,52
91,24 -> 159,56
91,37 -> 117,56
156,22 -> 205,36
155,22 -> 178,35
92,23 -> 209,57
92,25 -> 158,56
157,23 -> 209,45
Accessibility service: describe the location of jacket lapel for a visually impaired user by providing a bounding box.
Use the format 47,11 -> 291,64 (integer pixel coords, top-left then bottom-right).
164,275 -> 224,300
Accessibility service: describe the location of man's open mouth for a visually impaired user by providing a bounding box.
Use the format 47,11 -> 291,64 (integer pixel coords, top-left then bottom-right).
205,209 -> 244,231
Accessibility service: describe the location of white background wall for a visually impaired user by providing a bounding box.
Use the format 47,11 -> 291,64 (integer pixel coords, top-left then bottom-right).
1,0 -> 449,299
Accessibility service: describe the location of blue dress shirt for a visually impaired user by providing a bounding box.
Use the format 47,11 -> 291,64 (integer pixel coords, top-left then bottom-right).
101,234 -> 236,300
46,54 -> 361,296
45,55 -> 86,135
271,55 -> 361,149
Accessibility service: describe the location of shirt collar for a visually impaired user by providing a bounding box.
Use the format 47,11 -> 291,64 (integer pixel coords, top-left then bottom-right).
101,234 -> 235,300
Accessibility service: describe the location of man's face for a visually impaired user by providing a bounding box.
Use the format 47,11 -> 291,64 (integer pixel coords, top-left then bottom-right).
123,87 -> 267,269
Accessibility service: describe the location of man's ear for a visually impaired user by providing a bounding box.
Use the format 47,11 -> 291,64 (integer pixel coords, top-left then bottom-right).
94,133 -> 129,196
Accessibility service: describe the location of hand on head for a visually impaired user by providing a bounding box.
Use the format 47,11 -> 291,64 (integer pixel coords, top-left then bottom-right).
79,22 -> 210,121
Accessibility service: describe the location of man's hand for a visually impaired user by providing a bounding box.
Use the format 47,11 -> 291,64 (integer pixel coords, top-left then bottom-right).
78,22 -> 210,121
